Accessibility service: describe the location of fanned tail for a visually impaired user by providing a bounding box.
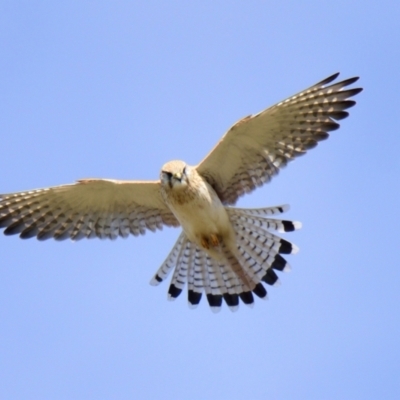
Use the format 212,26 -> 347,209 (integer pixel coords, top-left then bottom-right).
150,205 -> 301,312
150,235 -> 241,313
228,206 -> 301,294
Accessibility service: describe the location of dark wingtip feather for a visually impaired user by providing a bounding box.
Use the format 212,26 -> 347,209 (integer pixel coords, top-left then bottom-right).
20,226 -> 39,239
3,220 -> 25,236
316,72 -> 340,87
342,88 -> 363,98
341,76 -> 360,86
340,100 -> 356,110
37,230 -> 55,241
331,111 -> 349,120
322,121 -> 340,132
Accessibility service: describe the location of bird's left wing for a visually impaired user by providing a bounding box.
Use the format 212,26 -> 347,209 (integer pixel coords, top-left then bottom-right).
196,73 -> 362,205
0,179 -> 179,240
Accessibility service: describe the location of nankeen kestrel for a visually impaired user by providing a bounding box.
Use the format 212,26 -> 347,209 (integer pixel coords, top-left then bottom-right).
0,73 -> 362,312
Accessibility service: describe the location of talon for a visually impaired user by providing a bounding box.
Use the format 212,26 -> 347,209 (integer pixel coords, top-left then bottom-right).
210,233 -> 220,247
200,234 -> 221,250
200,237 -> 210,249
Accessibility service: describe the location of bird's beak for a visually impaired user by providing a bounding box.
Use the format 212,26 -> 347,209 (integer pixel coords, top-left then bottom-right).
173,172 -> 182,182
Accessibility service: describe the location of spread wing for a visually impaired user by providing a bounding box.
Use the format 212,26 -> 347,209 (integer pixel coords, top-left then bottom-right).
0,179 -> 179,240
196,73 -> 362,205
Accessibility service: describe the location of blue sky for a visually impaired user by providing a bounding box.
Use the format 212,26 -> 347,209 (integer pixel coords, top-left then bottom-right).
0,1 -> 399,399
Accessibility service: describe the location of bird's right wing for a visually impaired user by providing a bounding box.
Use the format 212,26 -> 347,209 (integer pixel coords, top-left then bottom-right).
196,73 -> 362,205
0,179 -> 179,240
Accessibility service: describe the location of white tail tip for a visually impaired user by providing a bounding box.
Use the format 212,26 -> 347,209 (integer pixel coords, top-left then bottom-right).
283,263 -> 292,273
293,221 -> 302,230
291,243 -> 300,254
149,277 -> 161,286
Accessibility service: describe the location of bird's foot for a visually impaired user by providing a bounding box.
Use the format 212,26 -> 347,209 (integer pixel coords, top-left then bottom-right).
210,233 -> 220,247
200,233 -> 221,249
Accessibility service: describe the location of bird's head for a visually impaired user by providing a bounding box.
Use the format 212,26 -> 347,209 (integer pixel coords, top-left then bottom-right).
160,160 -> 191,190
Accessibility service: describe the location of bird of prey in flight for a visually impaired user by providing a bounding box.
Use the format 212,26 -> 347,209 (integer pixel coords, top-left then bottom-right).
0,73 -> 362,312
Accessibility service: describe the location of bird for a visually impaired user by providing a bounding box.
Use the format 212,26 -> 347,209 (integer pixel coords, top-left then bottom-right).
0,73 -> 362,312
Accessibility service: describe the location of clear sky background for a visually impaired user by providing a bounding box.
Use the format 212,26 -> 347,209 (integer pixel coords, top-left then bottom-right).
0,1 -> 399,399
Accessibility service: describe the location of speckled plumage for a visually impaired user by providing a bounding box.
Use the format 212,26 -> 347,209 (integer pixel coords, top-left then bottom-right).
0,73 -> 362,312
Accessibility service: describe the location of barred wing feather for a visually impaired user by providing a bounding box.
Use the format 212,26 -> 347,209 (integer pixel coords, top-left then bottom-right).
197,73 -> 362,205
0,179 -> 179,240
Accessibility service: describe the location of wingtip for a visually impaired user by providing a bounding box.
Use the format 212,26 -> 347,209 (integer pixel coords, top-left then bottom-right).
317,72 -> 340,86
343,76 -> 360,86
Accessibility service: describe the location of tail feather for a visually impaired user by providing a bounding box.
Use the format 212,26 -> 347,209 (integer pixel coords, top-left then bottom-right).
217,256 -> 250,310
237,231 -> 291,274
232,204 -> 290,217
191,245 -> 246,312
232,208 -> 299,290
262,268 -> 280,286
167,236 -> 192,300
187,247 -> 203,308
238,290 -> 254,306
204,257 -> 223,313
149,232 -> 186,285
150,205 -> 300,311
228,209 -> 302,234
234,219 -> 299,254
219,260 -> 244,296
219,245 -> 255,310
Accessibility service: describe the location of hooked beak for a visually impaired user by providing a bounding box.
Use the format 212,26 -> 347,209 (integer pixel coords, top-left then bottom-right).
173,172 -> 182,182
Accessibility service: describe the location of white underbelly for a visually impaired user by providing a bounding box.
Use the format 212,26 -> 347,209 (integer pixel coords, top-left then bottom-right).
181,204 -> 226,240
169,191 -> 232,245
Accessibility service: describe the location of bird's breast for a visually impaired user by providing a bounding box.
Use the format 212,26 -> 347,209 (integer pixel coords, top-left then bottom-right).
164,180 -> 232,245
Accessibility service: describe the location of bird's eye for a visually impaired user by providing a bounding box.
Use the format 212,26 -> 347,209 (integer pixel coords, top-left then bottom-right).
162,171 -> 172,179
182,166 -> 187,175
